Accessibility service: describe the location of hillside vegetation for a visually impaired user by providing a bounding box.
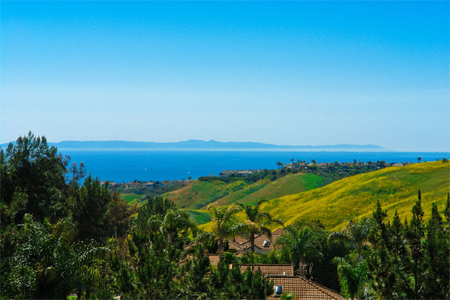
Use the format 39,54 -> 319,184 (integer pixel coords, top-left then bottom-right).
213,173 -> 323,206
165,179 -> 252,209
200,161 -> 449,232
165,172 -> 325,209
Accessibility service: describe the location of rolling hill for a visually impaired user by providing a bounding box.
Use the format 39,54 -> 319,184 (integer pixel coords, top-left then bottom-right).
200,161 -> 450,232
212,173 -> 324,206
164,172 -> 326,209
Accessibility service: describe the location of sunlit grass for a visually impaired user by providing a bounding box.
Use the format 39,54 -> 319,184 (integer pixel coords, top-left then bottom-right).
121,193 -> 142,203
200,162 -> 450,232
165,179 -> 251,209
185,209 -> 212,225
215,173 -> 324,206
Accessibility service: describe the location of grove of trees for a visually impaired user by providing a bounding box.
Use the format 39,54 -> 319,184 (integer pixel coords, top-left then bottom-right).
1,132 -> 449,299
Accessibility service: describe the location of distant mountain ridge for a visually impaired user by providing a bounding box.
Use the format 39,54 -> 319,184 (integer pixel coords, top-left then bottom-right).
1,139 -> 385,150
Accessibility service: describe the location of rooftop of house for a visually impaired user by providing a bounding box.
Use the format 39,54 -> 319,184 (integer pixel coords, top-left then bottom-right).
233,228 -> 284,252
240,264 -> 294,277
268,276 -> 343,300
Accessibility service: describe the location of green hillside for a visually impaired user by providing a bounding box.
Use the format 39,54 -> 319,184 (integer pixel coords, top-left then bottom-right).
263,161 -> 450,231
200,161 -> 450,232
165,172 -> 326,210
185,209 -> 211,225
213,173 -> 324,206
165,179 -> 252,209
121,193 -> 143,204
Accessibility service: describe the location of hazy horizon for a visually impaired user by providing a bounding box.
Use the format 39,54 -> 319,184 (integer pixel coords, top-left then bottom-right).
2,1 -> 449,152
2,137 -> 450,152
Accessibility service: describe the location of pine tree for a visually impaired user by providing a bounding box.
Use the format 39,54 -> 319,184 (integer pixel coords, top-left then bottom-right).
368,192 -> 450,299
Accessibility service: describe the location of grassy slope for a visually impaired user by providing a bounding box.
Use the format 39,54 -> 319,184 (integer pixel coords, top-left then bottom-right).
165,173 -> 325,210
213,173 -> 324,206
263,161 -> 450,231
121,193 -> 143,204
200,162 -> 450,232
185,209 -> 212,225
164,179 -> 251,209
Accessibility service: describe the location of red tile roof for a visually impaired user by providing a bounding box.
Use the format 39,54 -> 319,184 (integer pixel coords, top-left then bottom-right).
267,276 -> 343,300
240,264 -> 294,277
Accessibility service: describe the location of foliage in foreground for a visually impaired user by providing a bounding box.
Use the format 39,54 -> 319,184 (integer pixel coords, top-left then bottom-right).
366,193 -> 450,299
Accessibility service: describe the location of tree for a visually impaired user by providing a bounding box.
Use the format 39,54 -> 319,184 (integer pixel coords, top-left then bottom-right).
1,132 -> 71,222
70,175 -> 112,242
328,217 -> 374,261
108,192 -> 138,238
417,157 -> 422,163
207,203 -> 242,261
367,192 -> 450,299
334,254 -> 369,300
238,199 -> 283,252
276,161 -> 284,169
275,223 -> 321,274
151,208 -> 197,246
2,214 -> 109,300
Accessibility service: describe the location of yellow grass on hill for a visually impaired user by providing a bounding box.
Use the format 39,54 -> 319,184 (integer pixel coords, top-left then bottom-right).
200,161 -> 450,232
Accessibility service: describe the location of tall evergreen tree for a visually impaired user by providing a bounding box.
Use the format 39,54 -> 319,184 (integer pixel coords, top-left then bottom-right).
70,175 -> 112,242
1,132 -> 70,222
368,192 -> 450,299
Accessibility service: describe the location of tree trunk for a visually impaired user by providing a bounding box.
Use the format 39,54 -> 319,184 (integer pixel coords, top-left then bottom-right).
219,238 -> 224,261
250,232 -> 255,252
77,282 -> 82,299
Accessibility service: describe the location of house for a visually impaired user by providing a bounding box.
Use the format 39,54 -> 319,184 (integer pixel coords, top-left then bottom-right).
219,169 -> 261,178
235,170 -> 254,177
219,170 -> 236,177
268,276 -> 343,300
179,235 -> 344,299
231,228 -> 284,254
240,263 -> 343,299
240,264 -> 294,277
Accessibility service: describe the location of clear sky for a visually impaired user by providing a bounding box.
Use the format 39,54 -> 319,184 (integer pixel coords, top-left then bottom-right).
2,1 -> 449,151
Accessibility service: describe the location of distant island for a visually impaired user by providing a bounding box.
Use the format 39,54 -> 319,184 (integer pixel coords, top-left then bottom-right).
1,139 -> 386,151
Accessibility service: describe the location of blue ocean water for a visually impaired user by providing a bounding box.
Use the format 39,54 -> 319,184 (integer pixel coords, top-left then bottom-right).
58,149 -> 450,183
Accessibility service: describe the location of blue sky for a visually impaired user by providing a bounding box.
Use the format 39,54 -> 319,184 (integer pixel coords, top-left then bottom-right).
2,1 -> 449,151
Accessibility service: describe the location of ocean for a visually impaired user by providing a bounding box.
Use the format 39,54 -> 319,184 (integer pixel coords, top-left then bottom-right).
58,149 -> 450,183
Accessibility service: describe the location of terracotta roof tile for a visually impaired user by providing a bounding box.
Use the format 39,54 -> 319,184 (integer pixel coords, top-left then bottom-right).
267,276 -> 343,300
240,264 -> 294,277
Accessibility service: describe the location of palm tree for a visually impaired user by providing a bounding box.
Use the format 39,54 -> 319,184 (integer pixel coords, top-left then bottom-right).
275,224 -> 321,274
276,161 -> 284,169
328,217 -> 374,261
206,203 -> 243,261
159,209 -> 197,246
237,199 -> 283,252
